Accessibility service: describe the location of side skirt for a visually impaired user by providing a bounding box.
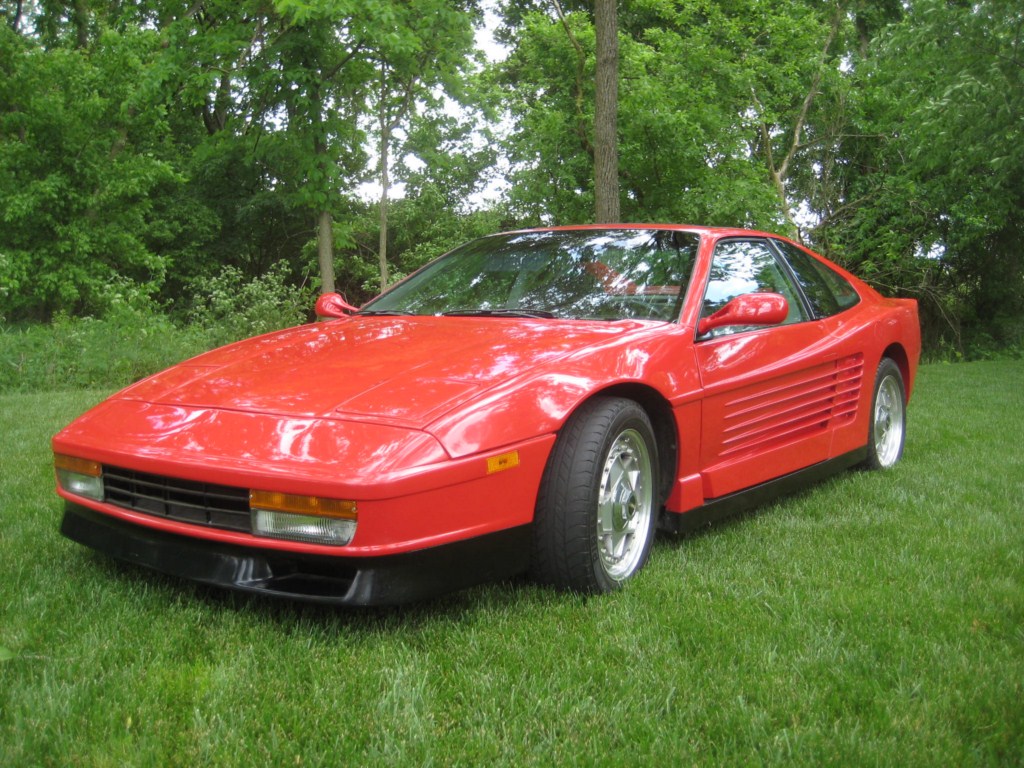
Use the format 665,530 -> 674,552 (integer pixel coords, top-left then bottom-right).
658,447 -> 869,535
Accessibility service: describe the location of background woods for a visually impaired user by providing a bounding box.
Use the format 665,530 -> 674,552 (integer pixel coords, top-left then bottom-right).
1,0 -> 1021,360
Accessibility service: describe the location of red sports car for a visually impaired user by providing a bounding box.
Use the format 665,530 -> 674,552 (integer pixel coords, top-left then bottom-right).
53,226 -> 920,605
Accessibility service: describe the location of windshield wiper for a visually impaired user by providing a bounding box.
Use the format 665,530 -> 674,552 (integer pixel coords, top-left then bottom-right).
357,309 -> 412,316
441,308 -> 556,319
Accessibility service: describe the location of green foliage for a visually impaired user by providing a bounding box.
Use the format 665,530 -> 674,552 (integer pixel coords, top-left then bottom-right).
329,193 -> 509,303
0,25 -> 180,320
187,260 -> 314,347
0,264 -> 315,392
809,0 -> 1024,359
382,195 -> 508,279
0,299 -> 205,393
493,0 -> 825,228
173,135 -> 310,284
2,361 -> 1023,764
1,0 -> 1021,357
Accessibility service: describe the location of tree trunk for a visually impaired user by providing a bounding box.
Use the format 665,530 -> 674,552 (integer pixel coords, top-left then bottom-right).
9,0 -> 23,32
377,95 -> 391,290
317,209 -> 336,294
593,0 -> 619,223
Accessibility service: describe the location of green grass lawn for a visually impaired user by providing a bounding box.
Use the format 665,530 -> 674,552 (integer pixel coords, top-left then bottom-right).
2,362 -> 1022,766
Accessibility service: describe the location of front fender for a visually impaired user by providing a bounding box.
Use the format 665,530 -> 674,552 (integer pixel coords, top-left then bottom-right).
427,328 -> 700,458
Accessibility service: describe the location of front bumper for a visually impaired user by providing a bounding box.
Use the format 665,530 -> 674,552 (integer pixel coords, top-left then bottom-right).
61,502 -> 531,606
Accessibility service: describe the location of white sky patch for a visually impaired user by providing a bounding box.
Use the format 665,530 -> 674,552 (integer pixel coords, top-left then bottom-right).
477,2 -> 510,64
792,199 -> 820,232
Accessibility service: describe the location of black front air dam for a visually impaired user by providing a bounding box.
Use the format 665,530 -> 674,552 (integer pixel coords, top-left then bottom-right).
61,502 -> 531,606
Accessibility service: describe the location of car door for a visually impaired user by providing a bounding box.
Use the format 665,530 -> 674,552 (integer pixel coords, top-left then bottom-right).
694,238 -> 858,499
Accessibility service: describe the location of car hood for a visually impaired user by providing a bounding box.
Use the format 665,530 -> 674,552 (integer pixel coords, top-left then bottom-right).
116,316 -> 648,428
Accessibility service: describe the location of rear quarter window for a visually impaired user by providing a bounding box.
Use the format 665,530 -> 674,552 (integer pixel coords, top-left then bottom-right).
772,239 -> 860,318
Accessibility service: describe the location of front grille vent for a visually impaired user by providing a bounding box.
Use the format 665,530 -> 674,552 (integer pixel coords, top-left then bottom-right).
103,467 -> 251,533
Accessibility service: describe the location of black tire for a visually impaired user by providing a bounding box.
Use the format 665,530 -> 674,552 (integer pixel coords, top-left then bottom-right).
863,357 -> 907,470
530,397 -> 660,593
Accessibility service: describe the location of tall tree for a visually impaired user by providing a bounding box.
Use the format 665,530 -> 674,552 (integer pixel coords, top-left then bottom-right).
751,2 -> 845,236
363,0 -> 477,290
495,0 -> 795,226
273,0 -> 479,294
271,3 -> 373,294
592,0 -> 618,222
0,21 -> 181,319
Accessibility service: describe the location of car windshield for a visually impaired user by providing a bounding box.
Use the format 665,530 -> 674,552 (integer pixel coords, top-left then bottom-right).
361,229 -> 700,322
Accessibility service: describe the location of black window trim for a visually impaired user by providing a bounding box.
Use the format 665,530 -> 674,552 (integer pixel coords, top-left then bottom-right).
766,237 -> 862,321
764,237 -> 821,321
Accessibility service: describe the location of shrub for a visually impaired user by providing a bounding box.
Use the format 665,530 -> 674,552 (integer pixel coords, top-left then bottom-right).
0,264 -> 315,393
0,307 -> 206,393
187,261 -> 314,348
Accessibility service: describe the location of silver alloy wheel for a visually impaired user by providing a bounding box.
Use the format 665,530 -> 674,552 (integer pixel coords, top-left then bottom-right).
596,428 -> 655,581
873,373 -> 905,468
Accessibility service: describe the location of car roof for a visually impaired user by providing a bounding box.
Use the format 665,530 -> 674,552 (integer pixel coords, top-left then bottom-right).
499,223 -> 790,241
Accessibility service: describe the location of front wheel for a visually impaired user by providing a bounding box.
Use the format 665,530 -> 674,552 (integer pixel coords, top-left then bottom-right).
530,397 -> 659,594
864,357 -> 906,470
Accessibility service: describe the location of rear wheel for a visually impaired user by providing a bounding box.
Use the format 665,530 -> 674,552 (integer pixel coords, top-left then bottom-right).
864,358 -> 906,470
530,397 -> 659,593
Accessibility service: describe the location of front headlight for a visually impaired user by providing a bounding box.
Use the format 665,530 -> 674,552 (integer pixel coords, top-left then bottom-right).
54,454 -> 104,501
249,490 -> 357,546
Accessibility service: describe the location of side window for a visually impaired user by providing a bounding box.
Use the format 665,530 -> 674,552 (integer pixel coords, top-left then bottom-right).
772,239 -> 860,317
700,240 -> 809,337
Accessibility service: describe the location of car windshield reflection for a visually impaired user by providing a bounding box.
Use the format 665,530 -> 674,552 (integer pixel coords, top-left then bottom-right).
361,229 -> 700,322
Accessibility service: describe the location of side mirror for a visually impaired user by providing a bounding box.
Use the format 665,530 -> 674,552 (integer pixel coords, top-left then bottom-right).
315,292 -> 359,318
698,292 -> 788,336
